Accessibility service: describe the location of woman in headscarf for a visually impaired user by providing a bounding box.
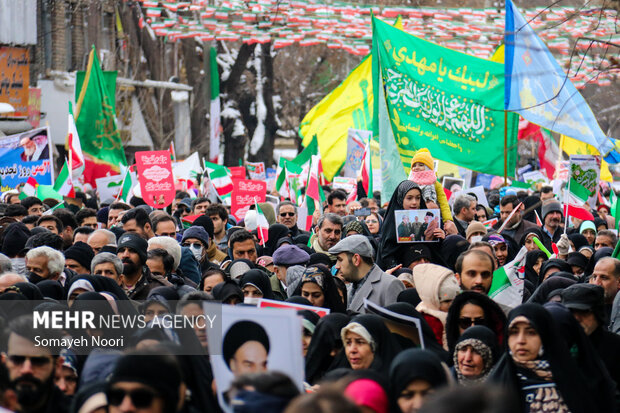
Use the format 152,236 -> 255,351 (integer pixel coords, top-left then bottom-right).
538,258 -> 571,283
543,302 -> 616,412
239,269 -> 275,302
567,233 -> 589,253
452,326 -> 498,386
293,265 -> 346,313
299,310 -> 321,358
377,181 -> 445,270
445,291 -> 506,356
339,314 -> 402,376
212,279 -> 244,305
578,220 -> 596,246
584,246 -> 613,276
527,273 -> 577,304
519,227 -> 548,252
389,348 -> 449,413
489,303 -> 604,413
365,211 -> 383,240
412,264 -> 460,348
523,250 -> 547,288
305,313 -> 350,384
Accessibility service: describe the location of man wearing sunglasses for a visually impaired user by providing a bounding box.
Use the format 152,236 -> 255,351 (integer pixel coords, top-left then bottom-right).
276,201 -> 307,237
2,315 -> 67,413
107,351 -> 184,413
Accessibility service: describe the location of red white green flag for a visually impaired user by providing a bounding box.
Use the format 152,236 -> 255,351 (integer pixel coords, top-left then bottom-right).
297,155 -> 322,232
359,135 -> 373,195
205,161 -> 233,202
66,102 -> 85,180
255,201 -> 269,245
19,177 -> 39,200
53,160 -> 76,198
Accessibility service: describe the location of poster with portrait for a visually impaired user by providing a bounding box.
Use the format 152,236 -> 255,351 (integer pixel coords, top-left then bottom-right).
205,303 -> 304,413
394,209 -> 441,243
441,176 -> 465,194
0,127 -> 53,192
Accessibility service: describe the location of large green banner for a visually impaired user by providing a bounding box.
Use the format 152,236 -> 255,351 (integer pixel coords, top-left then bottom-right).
372,17 -> 517,177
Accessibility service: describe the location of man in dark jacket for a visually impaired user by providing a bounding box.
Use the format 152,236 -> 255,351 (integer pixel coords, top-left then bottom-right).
492,195 -> 538,243
116,233 -> 171,300
562,284 -> 620,393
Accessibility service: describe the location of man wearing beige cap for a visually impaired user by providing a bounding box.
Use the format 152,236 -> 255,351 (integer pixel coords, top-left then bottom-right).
330,235 -> 404,314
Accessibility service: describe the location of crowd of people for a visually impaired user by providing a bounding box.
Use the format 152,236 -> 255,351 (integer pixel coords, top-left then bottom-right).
0,148 -> 618,413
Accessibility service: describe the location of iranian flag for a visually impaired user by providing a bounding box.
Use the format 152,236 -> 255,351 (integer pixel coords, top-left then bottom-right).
209,47 -> 221,162
297,155 -> 323,232
275,157 -> 302,202
488,246 -> 527,309
66,102 -> 85,180
19,177 -> 39,200
116,168 -> 137,203
567,177 -> 591,205
255,201 -> 269,245
53,160 -> 76,198
205,161 -> 233,202
359,135 -> 373,196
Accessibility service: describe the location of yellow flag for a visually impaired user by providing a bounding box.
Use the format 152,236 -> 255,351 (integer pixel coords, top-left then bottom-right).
299,18 -> 402,180
490,44 -> 504,63
560,134 -> 612,182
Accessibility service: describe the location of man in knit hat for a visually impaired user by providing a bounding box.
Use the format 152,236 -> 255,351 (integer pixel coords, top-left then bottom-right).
117,233 -> 170,300
63,242 -> 95,275
542,201 -> 563,243
107,351 -> 184,413
181,226 -> 216,272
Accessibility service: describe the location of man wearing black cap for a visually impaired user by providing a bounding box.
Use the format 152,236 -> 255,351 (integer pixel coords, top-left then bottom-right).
223,320 -> 270,377
107,350 -> 184,413
63,242 -> 95,275
117,233 -> 171,300
402,245 -> 432,270
562,283 -> 620,392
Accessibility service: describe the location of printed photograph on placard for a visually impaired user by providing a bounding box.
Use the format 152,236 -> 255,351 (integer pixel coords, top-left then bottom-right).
394,209 -> 441,242
442,176 -> 465,194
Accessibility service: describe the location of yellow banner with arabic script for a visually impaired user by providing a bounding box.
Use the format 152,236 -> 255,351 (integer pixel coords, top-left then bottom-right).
372,17 -> 518,177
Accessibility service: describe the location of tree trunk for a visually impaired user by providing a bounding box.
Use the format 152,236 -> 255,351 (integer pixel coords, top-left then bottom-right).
180,39 -> 209,156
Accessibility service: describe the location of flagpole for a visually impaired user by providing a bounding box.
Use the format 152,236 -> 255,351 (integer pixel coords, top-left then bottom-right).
115,171 -> 128,202
504,110 -> 508,186
564,175 -> 570,234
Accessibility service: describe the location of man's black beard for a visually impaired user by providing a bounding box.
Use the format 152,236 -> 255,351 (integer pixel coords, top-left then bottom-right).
122,260 -> 140,277
12,373 -> 54,412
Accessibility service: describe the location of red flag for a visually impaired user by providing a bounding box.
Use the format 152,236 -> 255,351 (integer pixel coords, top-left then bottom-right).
534,210 -> 543,226
564,204 -> 594,221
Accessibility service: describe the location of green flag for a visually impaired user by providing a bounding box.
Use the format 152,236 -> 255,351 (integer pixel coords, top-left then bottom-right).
371,17 -> 518,177
75,46 -> 128,185
293,134 -> 318,169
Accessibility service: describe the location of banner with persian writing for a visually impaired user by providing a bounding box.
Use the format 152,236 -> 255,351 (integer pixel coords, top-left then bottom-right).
0,127 -> 53,191
372,17 -> 518,177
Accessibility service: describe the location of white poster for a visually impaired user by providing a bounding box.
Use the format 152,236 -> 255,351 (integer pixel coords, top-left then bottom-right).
205,303 -> 304,413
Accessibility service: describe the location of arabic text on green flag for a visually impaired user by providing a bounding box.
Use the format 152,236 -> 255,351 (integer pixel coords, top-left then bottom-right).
372,17 -> 517,177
